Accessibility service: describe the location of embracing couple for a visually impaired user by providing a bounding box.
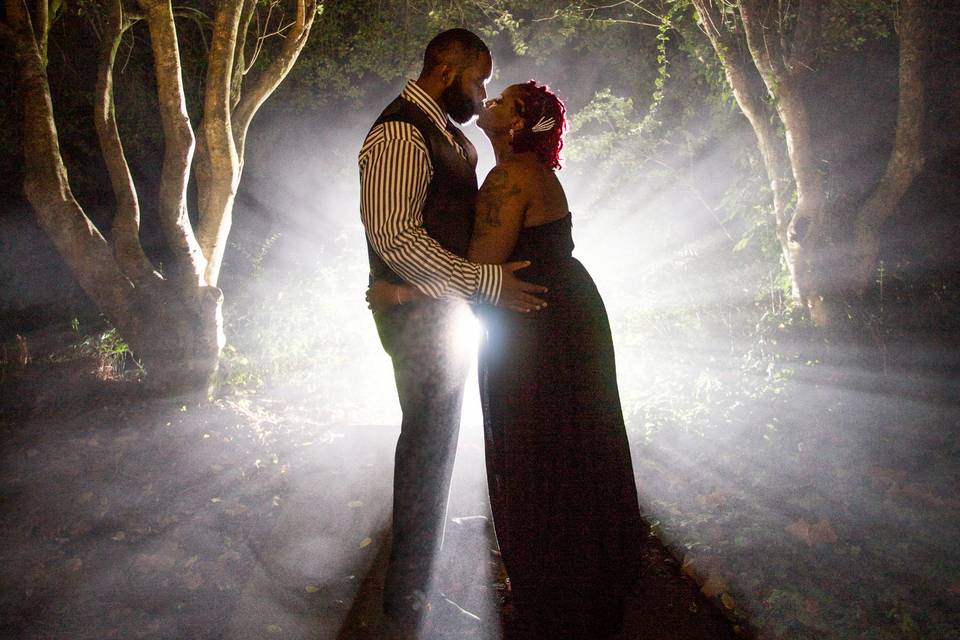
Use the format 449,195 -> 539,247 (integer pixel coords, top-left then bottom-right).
359,29 -> 643,640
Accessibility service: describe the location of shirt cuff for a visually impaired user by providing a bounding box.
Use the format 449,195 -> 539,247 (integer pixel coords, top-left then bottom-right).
475,264 -> 502,305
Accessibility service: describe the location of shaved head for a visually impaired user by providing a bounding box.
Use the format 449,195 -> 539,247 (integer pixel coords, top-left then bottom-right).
422,28 -> 490,74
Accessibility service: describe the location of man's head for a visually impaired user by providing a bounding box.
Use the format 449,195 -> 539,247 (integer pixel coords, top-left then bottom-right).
419,29 -> 492,124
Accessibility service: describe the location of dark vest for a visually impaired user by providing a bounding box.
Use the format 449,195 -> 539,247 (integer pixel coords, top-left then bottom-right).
366,96 -> 478,284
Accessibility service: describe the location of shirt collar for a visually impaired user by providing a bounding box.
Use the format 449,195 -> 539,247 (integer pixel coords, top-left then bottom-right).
401,79 -> 449,132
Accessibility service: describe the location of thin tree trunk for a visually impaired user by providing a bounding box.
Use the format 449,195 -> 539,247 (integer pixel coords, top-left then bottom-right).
137,0 -> 207,297
5,0 -> 140,329
194,0 -> 243,289
740,0 -> 835,325
95,0 -> 157,283
195,0 -> 316,287
693,0 -> 798,297
851,0 -> 927,293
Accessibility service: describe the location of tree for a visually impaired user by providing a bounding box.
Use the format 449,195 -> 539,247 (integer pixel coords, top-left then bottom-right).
0,0 -> 318,391
690,0 -> 928,326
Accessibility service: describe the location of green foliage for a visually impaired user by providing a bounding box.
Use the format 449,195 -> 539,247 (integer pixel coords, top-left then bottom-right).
34,317 -> 147,380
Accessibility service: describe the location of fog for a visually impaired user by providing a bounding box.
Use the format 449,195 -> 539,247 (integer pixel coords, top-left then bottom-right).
2,30 -> 958,640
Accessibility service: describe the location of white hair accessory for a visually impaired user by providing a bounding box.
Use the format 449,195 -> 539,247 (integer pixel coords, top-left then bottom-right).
530,116 -> 555,133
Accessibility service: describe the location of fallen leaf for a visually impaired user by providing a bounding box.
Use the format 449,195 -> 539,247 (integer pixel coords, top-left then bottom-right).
266,624 -> 282,634
218,550 -> 242,563
210,497 -> 221,503
305,585 -> 320,593
359,537 -> 372,549
696,490 -> 728,510
808,518 -> 838,545
721,593 -> 736,610
183,571 -> 203,590
348,501 -> 363,508
701,573 -> 728,598
785,519 -> 812,545
785,517 -> 837,546
867,465 -> 908,486
802,597 -> 820,616
111,531 -> 126,541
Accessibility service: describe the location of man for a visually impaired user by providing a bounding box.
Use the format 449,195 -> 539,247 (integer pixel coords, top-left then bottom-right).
358,28 -> 546,635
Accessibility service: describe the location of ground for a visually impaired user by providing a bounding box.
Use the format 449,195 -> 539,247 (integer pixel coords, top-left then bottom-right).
0,362 -> 741,640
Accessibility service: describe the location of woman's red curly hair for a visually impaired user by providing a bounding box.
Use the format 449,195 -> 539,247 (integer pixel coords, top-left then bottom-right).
510,80 -> 566,171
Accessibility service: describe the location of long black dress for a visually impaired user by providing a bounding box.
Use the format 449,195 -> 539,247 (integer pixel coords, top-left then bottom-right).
478,213 -> 643,639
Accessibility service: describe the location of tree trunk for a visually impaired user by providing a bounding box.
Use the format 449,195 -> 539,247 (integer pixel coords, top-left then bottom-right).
3,0 -> 315,395
850,0 -> 927,294
692,0 -> 799,298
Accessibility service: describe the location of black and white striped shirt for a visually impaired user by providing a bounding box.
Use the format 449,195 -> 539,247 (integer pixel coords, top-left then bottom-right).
359,80 -> 501,304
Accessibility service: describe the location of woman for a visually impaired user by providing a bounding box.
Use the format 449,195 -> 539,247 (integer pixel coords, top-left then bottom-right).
369,81 -> 642,640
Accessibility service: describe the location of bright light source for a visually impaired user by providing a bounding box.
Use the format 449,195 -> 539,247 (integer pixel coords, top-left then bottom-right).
451,305 -> 482,358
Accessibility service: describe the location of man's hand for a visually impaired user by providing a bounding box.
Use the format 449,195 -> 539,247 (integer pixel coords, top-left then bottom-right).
496,261 -> 548,313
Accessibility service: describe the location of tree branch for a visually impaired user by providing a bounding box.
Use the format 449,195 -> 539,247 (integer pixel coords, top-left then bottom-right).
136,0 -> 206,294
786,0 -> 821,73
35,0 -> 48,63
739,0 -> 787,83
95,0 -> 157,283
230,0 -> 256,109
232,0 -> 316,159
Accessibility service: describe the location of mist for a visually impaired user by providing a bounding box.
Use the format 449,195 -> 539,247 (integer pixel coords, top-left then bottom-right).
2,9 -> 959,640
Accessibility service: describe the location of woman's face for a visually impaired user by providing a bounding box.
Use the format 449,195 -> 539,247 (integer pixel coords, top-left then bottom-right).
477,85 -> 523,135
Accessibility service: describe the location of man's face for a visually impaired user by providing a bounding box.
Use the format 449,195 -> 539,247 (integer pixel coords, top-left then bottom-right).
442,52 -> 492,124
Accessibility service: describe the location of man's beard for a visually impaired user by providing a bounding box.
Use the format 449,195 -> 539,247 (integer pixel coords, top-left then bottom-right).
442,76 -> 478,124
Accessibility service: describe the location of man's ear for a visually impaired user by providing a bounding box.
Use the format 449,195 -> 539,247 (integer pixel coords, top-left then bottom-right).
437,62 -> 456,88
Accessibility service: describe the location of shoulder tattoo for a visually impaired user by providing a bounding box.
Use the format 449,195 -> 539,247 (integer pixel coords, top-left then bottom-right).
478,169 -> 522,229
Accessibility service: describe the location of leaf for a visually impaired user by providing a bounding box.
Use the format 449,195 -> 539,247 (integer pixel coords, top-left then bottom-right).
359,537 -> 372,549
695,490 -> 728,510
808,518 -> 838,545
785,518 -> 837,546
305,585 -> 320,593
111,531 -> 126,541
183,571 -> 203,590
347,500 -> 362,508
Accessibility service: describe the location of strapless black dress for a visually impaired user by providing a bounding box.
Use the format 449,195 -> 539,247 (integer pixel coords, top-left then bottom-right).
477,213 -> 642,639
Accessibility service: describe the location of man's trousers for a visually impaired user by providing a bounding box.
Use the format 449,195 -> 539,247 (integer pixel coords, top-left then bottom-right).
373,299 -> 471,624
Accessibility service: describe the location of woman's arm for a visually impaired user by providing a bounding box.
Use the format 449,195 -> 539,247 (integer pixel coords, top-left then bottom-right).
468,165 -> 528,265
368,165 -> 533,313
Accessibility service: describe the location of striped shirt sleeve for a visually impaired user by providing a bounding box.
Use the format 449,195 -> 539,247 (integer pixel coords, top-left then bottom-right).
359,121 -> 501,304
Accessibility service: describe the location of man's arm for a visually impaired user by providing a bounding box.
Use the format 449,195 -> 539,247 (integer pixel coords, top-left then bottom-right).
359,121 -> 501,303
